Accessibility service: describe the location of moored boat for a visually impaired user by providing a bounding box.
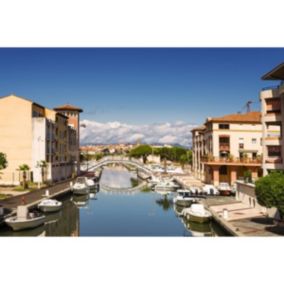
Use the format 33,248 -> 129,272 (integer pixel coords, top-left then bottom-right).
5,206 -> 46,231
202,184 -> 219,196
182,204 -> 212,224
38,199 -> 62,213
71,177 -> 90,195
86,178 -> 98,190
217,182 -> 232,196
173,189 -> 196,207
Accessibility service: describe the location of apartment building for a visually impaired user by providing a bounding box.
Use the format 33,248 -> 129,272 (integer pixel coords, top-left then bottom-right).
260,63 -> 284,176
192,112 -> 263,186
0,94 -> 82,185
191,125 -> 206,181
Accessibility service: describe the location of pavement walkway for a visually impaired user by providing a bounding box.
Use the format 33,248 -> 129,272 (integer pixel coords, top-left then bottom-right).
0,179 -> 73,210
203,197 -> 284,237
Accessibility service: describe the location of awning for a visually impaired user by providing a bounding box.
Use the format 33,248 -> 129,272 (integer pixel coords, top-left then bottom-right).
239,149 -> 257,153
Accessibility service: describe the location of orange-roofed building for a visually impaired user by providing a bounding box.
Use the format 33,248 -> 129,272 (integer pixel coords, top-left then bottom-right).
192,112 -> 263,186
54,104 -> 83,174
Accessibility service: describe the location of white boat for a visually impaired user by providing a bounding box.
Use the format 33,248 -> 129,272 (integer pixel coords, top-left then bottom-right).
86,178 -> 98,190
148,175 -> 161,188
182,204 -> 212,224
71,177 -> 90,195
190,187 -> 203,195
5,206 -> 46,231
38,199 -> 62,213
217,182 -> 232,196
173,189 -> 196,207
202,184 -> 219,196
155,180 -> 179,192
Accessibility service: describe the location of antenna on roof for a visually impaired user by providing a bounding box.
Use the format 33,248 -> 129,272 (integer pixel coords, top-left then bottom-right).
240,101 -> 257,113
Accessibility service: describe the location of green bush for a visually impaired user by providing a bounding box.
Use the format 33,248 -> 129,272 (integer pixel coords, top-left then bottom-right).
255,171 -> 284,219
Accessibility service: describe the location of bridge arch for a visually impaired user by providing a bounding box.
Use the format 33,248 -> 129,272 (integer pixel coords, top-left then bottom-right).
84,156 -> 153,175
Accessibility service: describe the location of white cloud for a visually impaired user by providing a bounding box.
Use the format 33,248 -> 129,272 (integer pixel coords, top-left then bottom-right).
80,120 -> 197,147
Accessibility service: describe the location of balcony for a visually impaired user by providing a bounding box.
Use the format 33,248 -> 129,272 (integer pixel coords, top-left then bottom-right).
219,143 -> 230,152
265,157 -> 282,164
202,156 -> 262,166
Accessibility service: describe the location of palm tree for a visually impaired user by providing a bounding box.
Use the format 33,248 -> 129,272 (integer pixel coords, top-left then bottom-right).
17,164 -> 30,189
37,160 -> 47,183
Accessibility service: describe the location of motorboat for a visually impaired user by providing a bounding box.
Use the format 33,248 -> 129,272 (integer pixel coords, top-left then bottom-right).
217,182 -> 232,196
0,206 -> 12,226
189,187 -> 203,195
148,175 -> 161,188
182,204 -> 212,224
5,206 -> 46,231
71,177 -> 90,195
202,184 -> 219,196
173,189 -> 196,207
38,199 -> 62,213
86,178 -> 98,191
154,180 -> 179,192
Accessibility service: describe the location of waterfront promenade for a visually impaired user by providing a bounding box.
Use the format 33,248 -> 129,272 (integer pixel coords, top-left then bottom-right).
203,197 -> 284,237
0,179 -> 73,210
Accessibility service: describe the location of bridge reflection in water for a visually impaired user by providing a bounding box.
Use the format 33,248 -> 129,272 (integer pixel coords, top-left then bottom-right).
0,167 -> 229,237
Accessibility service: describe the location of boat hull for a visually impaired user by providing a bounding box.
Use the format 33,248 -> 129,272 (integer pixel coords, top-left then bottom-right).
5,216 -> 46,231
174,199 -> 193,207
38,204 -> 62,213
219,190 -> 231,196
72,187 -> 90,195
183,211 -> 212,224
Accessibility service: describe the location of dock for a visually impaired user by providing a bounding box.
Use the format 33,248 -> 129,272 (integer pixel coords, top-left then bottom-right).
0,179 -> 73,212
202,197 -> 284,237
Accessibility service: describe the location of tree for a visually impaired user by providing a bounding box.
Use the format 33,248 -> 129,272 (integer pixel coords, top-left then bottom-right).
37,160 -> 47,183
0,152 -> 8,171
255,171 -> 284,220
17,164 -> 30,189
129,145 -> 152,163
179,154 -> 188,169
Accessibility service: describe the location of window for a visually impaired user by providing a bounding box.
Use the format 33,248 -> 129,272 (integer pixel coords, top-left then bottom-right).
219,166 -> 228,175
239,143 -> 244,149
219,124 -> 230,129
267,146 -> 281,157
252,138 -> 257,144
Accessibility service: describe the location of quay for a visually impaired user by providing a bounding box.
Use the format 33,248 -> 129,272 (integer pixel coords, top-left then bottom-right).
0,179 -> 74,212
202,197 -> 284,237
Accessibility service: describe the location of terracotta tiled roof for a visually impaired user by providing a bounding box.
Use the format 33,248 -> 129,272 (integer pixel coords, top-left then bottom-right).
191,125 -> 206,132
54,104 -> 83,112
207,111 -> 261,124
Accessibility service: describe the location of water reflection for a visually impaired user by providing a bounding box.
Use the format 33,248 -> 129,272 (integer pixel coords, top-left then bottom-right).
0,167 -> 228,237
155,195 -> 173,211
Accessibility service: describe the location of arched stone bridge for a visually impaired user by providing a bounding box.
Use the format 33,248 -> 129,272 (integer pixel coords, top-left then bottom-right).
83,156 -> 153,175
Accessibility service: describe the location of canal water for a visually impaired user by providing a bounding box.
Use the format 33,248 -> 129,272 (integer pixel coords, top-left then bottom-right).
0,168 -> 228,237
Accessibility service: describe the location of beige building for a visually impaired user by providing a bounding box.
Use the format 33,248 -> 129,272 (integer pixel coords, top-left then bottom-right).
0,94 -> 82,185
260,63 -> 284,176
192,112 -> 263,186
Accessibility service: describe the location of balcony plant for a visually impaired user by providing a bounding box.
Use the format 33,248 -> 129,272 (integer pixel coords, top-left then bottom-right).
228,154 -> 234,162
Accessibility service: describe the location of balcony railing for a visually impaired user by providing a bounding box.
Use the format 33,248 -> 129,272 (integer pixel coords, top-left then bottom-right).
219,143 -> 230,151
265,157 -> 283,164
202,156 -> 262,165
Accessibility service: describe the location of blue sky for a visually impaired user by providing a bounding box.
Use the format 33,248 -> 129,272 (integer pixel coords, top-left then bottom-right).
0,48 -> 283,146
0,48 -> 283,124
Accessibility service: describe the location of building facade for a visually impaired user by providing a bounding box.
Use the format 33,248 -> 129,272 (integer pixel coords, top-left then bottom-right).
192,112 -> 263,186
0,94 -> 82,185
260,63 -> 284,176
